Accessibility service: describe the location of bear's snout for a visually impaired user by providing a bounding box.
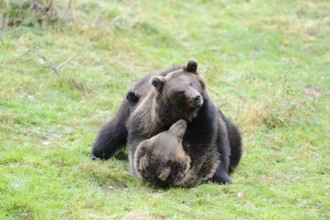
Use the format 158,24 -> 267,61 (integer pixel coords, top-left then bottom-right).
194,95 -> 203,106
194,95 -> 202,102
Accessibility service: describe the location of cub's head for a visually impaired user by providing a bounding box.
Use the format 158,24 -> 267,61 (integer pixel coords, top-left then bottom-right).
151,60 -> 206,122
134,119 -> 191,188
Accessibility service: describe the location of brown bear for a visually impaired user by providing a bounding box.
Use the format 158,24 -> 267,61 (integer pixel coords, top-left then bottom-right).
127,60 -> 236,186
134,119 -> 191,187
91,69 -> 178,160
92,60 -> 242,185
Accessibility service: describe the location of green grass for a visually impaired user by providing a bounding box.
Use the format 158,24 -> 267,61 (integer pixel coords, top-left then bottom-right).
1,0 -> 329,219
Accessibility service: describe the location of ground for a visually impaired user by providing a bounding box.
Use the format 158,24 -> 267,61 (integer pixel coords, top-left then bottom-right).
0,0 -> 329,219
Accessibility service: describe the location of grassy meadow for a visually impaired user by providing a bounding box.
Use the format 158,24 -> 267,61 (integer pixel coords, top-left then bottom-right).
0,0 -> 329,219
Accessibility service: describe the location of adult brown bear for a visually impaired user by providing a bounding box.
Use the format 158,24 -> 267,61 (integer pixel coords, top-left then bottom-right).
92,60 -> 242,185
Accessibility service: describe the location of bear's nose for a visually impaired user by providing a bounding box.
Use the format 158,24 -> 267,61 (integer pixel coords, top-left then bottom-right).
194,95 -> 202,103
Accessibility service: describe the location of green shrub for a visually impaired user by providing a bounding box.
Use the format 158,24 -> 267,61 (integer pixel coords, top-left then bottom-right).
1,0 -> 67,29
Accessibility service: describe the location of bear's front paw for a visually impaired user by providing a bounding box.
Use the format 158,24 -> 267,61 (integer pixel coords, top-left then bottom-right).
127,90 -> 139,103
211,172 -> 232,184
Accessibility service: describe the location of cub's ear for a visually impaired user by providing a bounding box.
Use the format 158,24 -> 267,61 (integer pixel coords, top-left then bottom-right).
138,154 -> 149,171
135,141 -> 153,171
158,167 -> 171,181
184,59 -> 198,74
169,119 -> 187,140
185,155 -> 191,167
151,76 -> 165,93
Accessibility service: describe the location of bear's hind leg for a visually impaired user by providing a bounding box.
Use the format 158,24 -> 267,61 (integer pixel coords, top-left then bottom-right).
211,118 -> 232,184
222,115 -> 242,172
228,123 -> 242,172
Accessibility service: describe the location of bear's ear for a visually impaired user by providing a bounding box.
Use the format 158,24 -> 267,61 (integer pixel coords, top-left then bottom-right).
136,141 -> 153,170
184,59 -> 198,74
151,76 -> 165,93
185,155 -> 191,167
138,154 -> 149,171
169,119 -> 187,140
158,167 -> 171,181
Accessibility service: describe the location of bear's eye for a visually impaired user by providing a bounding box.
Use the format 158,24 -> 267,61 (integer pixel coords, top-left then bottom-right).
189,82 -> 194,86
178,91 -> 185,97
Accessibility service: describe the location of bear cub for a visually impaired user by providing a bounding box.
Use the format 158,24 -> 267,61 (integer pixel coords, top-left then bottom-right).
134,119 -> 191,188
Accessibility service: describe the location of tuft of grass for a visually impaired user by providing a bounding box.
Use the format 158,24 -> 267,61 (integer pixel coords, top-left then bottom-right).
0,0 -> 70,30
241,82 -> 315,129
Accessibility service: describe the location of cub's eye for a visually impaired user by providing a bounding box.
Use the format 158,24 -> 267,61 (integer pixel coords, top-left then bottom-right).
178,91 -> 185,97
189,82 -> 194,86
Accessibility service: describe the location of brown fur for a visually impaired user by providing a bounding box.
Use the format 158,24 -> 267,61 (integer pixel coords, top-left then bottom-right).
91,66 -> 182,160
134,119 -> 191,187
127,60 -> 223,187
93,60 -> 242,187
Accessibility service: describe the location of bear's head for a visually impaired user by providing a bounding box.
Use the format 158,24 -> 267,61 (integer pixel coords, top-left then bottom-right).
151,60 -> 206,122
134,119 -> 191,188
